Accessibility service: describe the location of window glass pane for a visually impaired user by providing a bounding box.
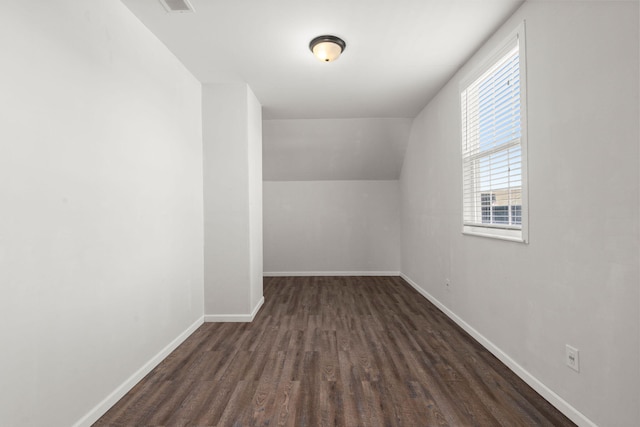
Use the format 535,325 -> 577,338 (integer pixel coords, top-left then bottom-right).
478,53 -> 520,153
462,39 -> 524,232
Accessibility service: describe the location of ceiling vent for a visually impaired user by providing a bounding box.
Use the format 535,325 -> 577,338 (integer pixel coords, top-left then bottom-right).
159,0 -> 195,13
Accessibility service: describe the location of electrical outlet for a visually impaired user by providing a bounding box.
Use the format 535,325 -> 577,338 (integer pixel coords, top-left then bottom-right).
565,345 -> 580,372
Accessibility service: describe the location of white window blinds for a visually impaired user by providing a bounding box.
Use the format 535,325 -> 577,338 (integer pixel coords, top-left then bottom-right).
461,39 -> 524,233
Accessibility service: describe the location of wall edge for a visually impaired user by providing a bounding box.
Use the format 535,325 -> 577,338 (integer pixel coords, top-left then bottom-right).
72,316 -> 205,427
399,272 -> 597,427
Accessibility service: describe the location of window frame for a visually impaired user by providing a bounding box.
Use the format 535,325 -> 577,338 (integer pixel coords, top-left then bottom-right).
459,21 -> 529,244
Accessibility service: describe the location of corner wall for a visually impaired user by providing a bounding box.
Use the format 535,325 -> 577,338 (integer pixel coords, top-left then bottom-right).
0,1 -> 204,426
400,2 -> 639,426
203,83 -> 264,320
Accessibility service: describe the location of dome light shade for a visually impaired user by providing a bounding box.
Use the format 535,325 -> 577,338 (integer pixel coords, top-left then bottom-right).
309,35 -> 346,62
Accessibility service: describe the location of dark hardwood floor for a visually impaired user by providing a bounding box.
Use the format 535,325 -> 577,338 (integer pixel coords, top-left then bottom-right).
95,276 -> 575,426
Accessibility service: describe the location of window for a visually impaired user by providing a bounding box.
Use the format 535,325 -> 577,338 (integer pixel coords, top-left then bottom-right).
460,22 -> 528,243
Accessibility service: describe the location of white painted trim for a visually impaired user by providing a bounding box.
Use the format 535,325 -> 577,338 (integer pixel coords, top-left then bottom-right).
399,273 -> 596,427
204,296 -> 265,322
263,271 -> 400,277
72,316 -> 204,427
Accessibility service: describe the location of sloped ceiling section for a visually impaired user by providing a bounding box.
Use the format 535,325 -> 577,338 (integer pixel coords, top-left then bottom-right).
263,118 -> 412,181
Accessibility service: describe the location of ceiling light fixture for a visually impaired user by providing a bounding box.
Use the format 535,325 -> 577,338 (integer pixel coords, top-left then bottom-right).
309,35 -> 346,62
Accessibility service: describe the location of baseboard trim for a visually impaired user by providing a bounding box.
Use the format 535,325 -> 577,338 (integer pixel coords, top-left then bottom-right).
399,273 -> 596,427
204,296 -> 265,322
263,271 -> 400,277
72,315 -> 204,427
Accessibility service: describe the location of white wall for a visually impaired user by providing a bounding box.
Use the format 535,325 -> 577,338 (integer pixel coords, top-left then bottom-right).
262,118 -> 407,275
203,83 -> 263,319
0,1 -> 204,426
264,180 -> 400,274
400,2 -> 639,426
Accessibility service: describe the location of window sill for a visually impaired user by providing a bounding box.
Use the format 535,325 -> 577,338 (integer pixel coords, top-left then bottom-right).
463,225 -> 527,243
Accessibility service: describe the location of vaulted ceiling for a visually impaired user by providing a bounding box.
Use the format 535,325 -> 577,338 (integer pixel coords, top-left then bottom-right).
121,0 -> 523,179
263,118 -> 412,180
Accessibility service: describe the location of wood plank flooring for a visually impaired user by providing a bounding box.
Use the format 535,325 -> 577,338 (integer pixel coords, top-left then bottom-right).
94,276 -> 575,426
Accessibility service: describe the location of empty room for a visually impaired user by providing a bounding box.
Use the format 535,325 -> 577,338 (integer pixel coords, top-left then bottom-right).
1,0 -> 638,426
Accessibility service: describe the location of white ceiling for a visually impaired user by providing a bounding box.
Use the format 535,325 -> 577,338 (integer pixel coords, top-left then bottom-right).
121,0 -> 523,120
121,0 -> 523,181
